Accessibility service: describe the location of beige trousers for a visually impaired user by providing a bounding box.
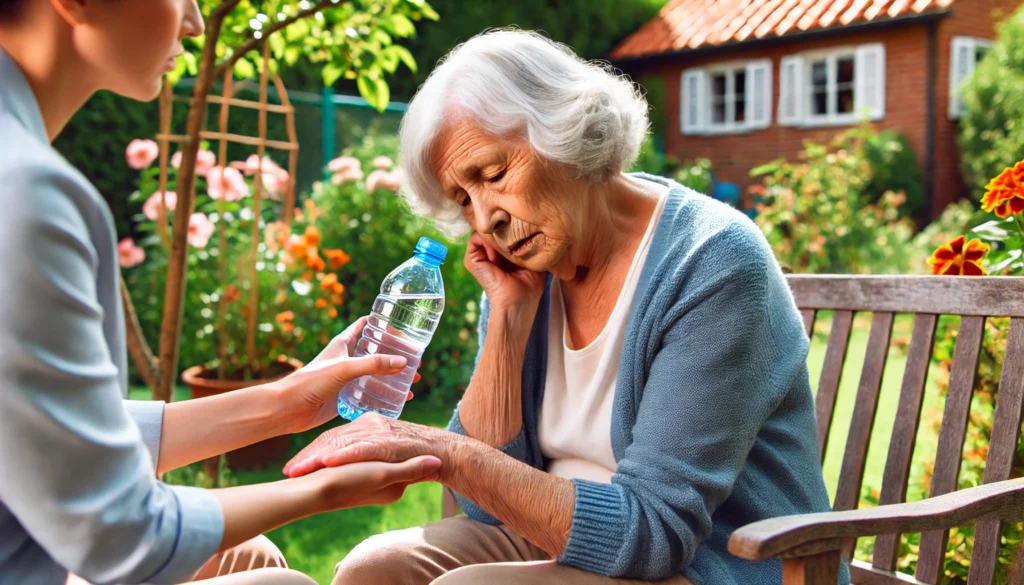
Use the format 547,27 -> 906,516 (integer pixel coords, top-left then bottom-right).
66,535 -> 316,585
333,516 -> 694,585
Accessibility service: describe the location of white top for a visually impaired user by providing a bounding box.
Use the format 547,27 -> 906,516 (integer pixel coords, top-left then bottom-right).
538,193 -> 667,483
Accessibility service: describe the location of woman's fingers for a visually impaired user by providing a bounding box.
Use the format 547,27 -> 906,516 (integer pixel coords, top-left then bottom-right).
313,317 -> 368,362
320,440 -> 386,467
377,455 -> 442,485
325,354 -> 406,388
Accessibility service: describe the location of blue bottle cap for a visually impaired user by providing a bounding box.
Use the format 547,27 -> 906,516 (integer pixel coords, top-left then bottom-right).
414,237 -> 447,265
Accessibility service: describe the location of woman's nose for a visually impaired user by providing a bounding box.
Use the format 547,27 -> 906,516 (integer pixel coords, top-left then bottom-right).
472,196 -> 510,235
182,0 -> 205,39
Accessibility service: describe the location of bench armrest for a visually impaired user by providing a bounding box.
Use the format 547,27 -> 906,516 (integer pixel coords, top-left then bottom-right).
728,478 -> 1024,561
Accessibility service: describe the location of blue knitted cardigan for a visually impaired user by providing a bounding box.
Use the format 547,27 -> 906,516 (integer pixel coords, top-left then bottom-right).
448,176 -> 850,585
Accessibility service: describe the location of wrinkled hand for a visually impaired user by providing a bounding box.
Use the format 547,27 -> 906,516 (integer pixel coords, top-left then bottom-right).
464,232 -> 546,314
270,318 -> 420,434
283,413 -> 456,482
307,455 -> 442,511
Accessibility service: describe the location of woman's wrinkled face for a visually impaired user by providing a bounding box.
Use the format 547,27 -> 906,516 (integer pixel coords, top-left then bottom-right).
70,0 -> 203,100
431,119 -> 589,272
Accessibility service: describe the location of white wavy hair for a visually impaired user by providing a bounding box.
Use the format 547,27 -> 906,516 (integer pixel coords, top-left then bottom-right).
399,29 -> 650,237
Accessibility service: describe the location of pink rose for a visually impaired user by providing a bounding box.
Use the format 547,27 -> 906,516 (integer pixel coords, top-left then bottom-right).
366,169 -> 403,193
331,166 -> 364,185
126,139 -> 159,170
171,149 -> 217,177
187,213 -> 215,248
327,156 -> 361,174
117,238 -> 145,268
142,190 -> 177,221
372,155 -> 393,169
261,170 -> 289,200
206,166 -> 249,202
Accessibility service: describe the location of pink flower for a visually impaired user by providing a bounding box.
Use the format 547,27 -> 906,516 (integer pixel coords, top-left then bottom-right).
331,166 -> 364,185
206,166 -> 249,202
366,168 -> 403,193
187,213 -> 215,248
117,238 -> 145,268
172,149 -> 217,177
142,190 -> 178,220
264,221 -> 288,254
327,156 -> 361,174
126,139 -> 159,170
372,155 -> 393,169
261,170 -> 289,200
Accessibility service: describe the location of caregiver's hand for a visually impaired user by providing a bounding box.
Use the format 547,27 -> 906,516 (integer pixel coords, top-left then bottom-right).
282,413 -> 458,480
268,317 -> 419,434
464,232 -> 545,319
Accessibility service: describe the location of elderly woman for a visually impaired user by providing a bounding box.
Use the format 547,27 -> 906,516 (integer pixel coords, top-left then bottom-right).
285,30 -> 847,585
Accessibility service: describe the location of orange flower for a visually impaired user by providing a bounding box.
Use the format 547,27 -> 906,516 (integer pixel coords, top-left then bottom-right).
299,271 -> 314,282
304,198 -> 322,222
224,285 -> 240,303
981,161 -> 1024,218
282,323 -> 295,334
303,225 -> 320,247
307,255 -> 326,272
328,308 -> 338,318
276,311 -> 295,323
325,248 -> 351,270
332,282 -> 345,295
330,294 -> 343,305
928,235 -> 989,276
289,240 -> 308,261
321,273 -> 338,292
315,298 -> 328,308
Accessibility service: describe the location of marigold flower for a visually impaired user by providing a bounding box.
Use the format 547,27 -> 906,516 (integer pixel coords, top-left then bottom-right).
224,285 -> 241,303
303,225 -> 320,247
332,282 -> 344,295
299,271 -> 314,282
330,294 -> 343,305
328,308 -> 338,318
282,323 -> 295,334
325,249 -> 351,270
928,235 -> 989,276
981,161 -> 1024,219
276,311 -> 295,323
315,298 -> 328,309
321,273 -> 339,292
307,256 -> 326,272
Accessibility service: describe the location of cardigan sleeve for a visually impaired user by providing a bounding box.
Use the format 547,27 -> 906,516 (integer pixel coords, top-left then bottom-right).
558,225 -> 801,579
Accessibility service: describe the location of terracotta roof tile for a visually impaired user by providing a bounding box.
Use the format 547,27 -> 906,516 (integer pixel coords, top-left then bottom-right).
611,0 -> 954,59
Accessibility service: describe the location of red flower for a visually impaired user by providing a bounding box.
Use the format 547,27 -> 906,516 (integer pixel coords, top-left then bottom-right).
981,162 -> 1024,219
927,236 -> 989,276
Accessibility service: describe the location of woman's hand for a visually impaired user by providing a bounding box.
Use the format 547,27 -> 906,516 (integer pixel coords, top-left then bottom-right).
282,413 -> 459,482
304,455 -> 442,510
464,232 -> 546,317
268,318 -> 420,435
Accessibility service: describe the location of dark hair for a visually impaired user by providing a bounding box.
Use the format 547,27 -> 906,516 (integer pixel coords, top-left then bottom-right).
0,0 -> 26,20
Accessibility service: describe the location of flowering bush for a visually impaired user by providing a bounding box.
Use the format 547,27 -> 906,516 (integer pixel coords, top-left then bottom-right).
750,128 -> 918,274
119,139 -> 338,378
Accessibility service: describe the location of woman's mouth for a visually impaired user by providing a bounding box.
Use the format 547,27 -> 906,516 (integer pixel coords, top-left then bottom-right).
509,233 -> 540,257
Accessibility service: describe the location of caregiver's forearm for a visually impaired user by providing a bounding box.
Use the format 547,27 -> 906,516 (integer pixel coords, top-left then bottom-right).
212,476 -> 318,551
457,310 -> 530,447
157,384 -> 286,474
447,437 -> 574,556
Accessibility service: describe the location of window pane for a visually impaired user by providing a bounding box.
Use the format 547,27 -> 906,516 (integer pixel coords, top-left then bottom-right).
975,45 -> 989,63
735,70 -> 746,95
813,89 -> 828,115
712,100 -> 726,124
837,87 -> 855,113
734,70 -> 746,123
711,73 -> 727,98
837,56 -> 855,85
811,60 -> 828,91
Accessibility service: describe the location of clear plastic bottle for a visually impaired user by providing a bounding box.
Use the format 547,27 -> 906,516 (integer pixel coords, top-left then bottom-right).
337,237 -> 447,420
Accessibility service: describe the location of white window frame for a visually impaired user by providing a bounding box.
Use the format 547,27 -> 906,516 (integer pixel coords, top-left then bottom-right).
804,47 -> 859,127
680,59 -> 772,136
949,36 -> 993,120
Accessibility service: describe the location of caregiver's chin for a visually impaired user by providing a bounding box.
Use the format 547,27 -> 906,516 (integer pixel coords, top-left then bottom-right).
286,29 -> 847,585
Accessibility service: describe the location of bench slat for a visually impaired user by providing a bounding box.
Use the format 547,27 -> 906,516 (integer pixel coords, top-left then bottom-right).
872,314 -> 938,571
816,311 -> 854,462
968,318 -> 1024,585
916,315 -> 985,584
801,309 -> 817,338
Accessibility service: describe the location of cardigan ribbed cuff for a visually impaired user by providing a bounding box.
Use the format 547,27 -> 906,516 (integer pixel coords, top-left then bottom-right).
560,479 -> 628,575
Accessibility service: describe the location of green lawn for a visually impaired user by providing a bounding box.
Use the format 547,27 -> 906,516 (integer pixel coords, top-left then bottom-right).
131,319 -> 954,583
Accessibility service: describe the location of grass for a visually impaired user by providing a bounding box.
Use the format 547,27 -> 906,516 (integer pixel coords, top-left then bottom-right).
132,317 -> 955,583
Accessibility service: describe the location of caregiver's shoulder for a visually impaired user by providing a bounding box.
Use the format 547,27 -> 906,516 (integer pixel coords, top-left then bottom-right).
0,113 -> 105,240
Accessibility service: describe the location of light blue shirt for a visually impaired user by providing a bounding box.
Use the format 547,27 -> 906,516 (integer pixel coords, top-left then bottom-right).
0,49 -> 223,584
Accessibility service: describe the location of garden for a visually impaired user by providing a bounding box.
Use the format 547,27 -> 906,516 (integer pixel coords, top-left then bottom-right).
93,1 -> 1024,583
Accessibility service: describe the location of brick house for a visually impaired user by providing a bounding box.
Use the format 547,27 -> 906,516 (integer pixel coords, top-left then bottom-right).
610,0 -> 1019,218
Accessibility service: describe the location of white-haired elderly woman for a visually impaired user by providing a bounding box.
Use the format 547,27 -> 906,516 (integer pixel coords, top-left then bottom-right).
284,30 -> 848,585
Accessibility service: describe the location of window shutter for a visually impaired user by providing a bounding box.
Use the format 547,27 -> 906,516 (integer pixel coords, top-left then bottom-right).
681,69 -> 707,135
778,55 -> 804,126
855,43 -> 886,120
746,60 -> 772,130
949,36 -> 974,119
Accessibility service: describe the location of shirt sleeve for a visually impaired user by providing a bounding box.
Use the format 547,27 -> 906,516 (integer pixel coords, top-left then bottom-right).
124,399 -> 166,466
558,225 -> 801,579
0,167 -> 223,585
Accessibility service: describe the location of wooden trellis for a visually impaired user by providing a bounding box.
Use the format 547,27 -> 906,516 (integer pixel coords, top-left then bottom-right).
124,43 -> 301,396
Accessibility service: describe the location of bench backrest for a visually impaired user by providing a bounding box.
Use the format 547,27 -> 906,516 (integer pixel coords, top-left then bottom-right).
790,274 -> 1024,585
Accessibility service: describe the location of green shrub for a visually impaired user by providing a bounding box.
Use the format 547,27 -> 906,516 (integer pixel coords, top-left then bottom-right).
860,127 -> 925,218
958,4 -> 1024,200
750,127 -> 918,274
629,135 -> 714,195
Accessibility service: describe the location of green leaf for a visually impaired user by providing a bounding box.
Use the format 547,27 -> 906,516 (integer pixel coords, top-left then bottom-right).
284,46 -> 300,66
357,74 -> 390,112
369,29 -> 392,47
383,45 -> 417,73
379,49 -> 400,73
388,13 -> 416,37
322,63 -> 344,87
233,58 -> 256,79
972,218 -> 1014,241
419,2 -> 439,21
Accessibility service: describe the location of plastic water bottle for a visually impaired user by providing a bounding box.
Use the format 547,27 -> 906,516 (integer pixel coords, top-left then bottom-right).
337,237 -> 447,420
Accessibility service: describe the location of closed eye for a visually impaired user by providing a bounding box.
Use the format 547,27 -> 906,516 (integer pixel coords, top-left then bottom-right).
486,169 -> 506,183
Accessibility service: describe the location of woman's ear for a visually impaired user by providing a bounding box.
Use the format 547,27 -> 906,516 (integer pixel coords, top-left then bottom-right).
47,0 -> 87,26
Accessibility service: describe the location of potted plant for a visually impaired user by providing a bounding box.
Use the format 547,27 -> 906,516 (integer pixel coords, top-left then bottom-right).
120,143 -> 353,469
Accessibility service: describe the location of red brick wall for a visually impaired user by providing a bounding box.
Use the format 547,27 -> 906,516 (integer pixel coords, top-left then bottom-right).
636,2 -> 1019,219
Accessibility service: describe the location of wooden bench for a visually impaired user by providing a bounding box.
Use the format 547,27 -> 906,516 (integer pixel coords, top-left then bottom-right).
443,274 -> 1024,585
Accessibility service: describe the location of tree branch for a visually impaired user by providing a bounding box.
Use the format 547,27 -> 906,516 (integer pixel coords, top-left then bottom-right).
120,276 -> 161,392
214,0 -> 338,78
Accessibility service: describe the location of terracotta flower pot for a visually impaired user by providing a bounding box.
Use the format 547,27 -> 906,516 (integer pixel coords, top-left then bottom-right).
181,358 -> 304,470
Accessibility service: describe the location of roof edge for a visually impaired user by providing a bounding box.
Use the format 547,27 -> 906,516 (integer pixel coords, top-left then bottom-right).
611,8 -> 951,67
